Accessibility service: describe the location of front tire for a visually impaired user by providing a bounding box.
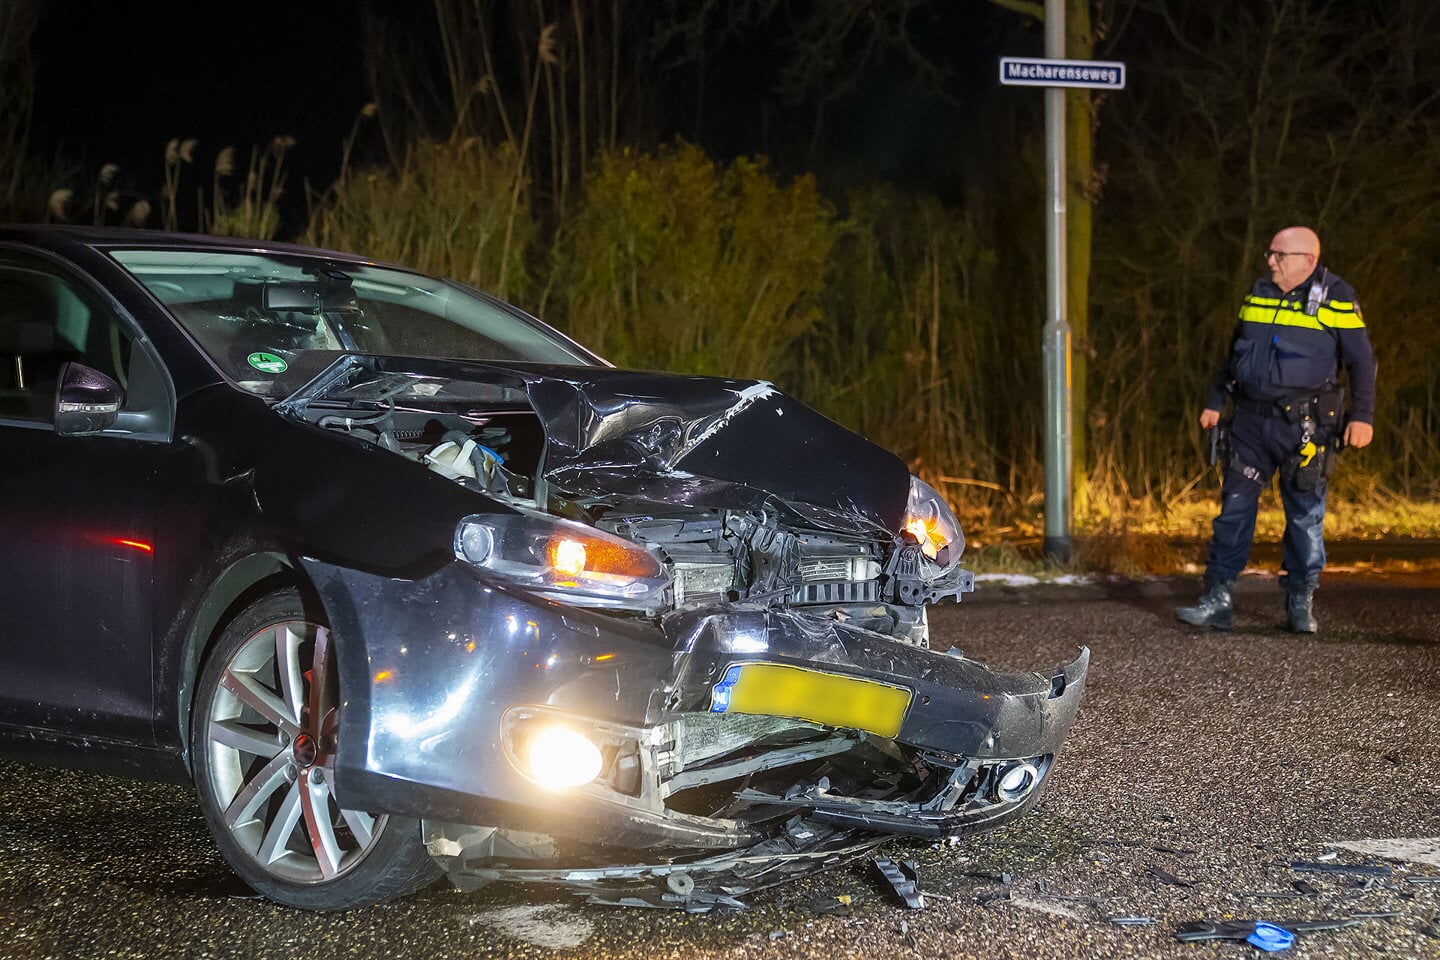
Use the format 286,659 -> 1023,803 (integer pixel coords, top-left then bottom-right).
191,587 -> 439,909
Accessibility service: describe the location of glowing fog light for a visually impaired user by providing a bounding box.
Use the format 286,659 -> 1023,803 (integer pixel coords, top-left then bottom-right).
524,725 -> 603,790
996,761 -> 1039,802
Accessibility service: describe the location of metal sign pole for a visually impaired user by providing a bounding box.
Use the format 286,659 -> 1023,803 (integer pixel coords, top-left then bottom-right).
997,42 -> 1122,566
1042,0 -> 1072,564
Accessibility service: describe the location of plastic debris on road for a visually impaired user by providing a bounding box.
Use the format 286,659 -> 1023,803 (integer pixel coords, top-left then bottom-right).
1291,861 -> 1392,876
1147,863 -> 1196,887
1247,921 -> 1296,952
872,857 -> 925,909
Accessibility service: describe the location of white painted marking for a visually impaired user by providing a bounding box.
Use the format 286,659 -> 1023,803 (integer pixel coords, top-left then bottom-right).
469,904 -> 596,950
1327,838 -> 1440,867
1008,894 -> 1088,919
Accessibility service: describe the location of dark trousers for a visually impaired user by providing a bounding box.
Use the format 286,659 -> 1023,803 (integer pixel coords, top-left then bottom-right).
1205,408 -> 1327,592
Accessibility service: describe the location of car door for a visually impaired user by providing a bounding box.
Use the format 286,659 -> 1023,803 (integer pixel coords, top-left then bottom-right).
0,252 -> 170,744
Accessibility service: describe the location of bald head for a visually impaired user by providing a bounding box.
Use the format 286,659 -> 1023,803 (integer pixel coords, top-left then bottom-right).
1265,226 -> 1321,292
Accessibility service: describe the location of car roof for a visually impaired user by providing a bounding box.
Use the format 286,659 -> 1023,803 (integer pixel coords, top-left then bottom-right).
0,223 -> 394,269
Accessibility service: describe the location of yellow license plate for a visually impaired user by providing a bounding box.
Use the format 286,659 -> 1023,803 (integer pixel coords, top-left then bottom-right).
711,662 -> 912,738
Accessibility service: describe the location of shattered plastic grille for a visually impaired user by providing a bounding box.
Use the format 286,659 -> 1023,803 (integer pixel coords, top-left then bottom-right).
793,581 -> 880,604
798,557 -> 866,582
675,562 -> 734,604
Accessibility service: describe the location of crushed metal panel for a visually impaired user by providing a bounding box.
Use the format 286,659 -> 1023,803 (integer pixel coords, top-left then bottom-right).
446,817 -> 882,912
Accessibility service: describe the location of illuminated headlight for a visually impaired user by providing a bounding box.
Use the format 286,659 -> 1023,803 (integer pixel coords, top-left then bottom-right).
521,725 -> 604,790
455,511 -> 670,611
902,476 -> 964,570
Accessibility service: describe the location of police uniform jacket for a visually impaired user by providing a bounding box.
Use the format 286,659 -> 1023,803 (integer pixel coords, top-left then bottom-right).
1205,266 -> 1376,424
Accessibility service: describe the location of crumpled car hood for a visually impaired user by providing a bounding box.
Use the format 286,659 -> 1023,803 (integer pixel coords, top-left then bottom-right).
527,368 -> 909,535
280,355 -> 911,535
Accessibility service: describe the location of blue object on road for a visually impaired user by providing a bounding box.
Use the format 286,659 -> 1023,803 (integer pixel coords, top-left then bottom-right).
1247,922 -> 1296,952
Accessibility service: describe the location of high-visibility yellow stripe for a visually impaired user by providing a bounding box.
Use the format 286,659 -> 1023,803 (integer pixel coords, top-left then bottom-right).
1239,305 -> 1324,330
1244,295 -> 1284,307
1240,298 -> 1364,330
1318,305 -> 1365,328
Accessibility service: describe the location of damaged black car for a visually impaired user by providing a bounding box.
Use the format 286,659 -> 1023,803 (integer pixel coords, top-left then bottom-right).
0,225 -> 1087,910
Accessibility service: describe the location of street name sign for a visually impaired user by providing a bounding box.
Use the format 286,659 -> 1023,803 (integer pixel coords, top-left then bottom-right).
999,57 -> 1126,90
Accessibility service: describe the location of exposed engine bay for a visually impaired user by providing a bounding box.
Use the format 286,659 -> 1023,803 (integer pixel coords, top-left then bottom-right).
283,355 -> 974,644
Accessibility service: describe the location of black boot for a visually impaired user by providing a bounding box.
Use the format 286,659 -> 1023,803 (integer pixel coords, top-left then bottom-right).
1177,580 -> 1235,630
1286,589 -> 1318,633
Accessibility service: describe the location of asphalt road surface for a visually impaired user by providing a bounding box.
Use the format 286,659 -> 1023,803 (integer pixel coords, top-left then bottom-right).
1,571 -> 1437,959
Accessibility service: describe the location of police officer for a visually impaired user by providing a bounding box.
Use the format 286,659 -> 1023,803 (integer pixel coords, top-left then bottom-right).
1177,226 -> 1375,633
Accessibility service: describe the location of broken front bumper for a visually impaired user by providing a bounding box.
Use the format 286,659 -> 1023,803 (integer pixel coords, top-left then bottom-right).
305,559 -> 1088,855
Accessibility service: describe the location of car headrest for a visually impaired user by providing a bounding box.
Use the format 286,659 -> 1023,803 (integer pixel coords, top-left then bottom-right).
0,318 -> 55,355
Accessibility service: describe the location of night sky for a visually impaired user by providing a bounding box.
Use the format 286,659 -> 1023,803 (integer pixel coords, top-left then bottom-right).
28,1 -> 1031,212
31,2 -> 370,194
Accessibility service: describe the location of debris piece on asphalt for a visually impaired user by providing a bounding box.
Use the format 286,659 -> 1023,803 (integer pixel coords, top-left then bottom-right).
1175,917 -> 1369,942
1347,911 -> 1402,920
975,889 -> 1012,905
1317,851 -> 1339,862
1292,861 -> 1392,876
960,870 -> 1013,883
586,890 -> 748,914
768,930 -> 786,941
801,895 -> 853,916
1109,916 -> 1156,926
1153,845 -> 1198,857
1406,875 -> 1440,884
873,857 -> 925,909
1174,919 -> 1265,942
1148,864 -> 1196,887
1292,879 -> 1321,897
1290,918 -> 1366,934
1246,921 -> 1296,952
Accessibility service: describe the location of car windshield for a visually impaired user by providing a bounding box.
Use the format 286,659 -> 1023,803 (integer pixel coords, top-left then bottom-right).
108,248 -> 595,397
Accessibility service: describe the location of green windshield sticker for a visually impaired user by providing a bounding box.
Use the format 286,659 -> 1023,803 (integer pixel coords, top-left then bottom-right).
246,352 -> 288,374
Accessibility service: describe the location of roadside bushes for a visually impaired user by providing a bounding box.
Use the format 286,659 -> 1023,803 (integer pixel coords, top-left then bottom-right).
797,185 -> 1022,499
306,137 -> 534,302
553,144 -> 837,381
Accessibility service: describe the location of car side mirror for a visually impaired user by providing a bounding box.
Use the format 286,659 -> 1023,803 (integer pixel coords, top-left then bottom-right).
54,361 -> 124,436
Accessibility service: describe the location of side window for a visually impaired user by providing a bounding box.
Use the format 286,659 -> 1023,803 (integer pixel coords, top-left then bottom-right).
0,263 -> 133,423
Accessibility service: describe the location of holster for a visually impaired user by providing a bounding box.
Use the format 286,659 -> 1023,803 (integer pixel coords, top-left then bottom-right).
1278,387 -> 1344,492
1280,442 -> 1334,492
1211,419 -> 1232,469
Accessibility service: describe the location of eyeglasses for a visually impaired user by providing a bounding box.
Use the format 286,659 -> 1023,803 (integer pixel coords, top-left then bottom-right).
1264,249 -> 1310,263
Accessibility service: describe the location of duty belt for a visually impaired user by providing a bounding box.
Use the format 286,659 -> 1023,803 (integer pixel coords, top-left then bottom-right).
1234,396 -> 1283,416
